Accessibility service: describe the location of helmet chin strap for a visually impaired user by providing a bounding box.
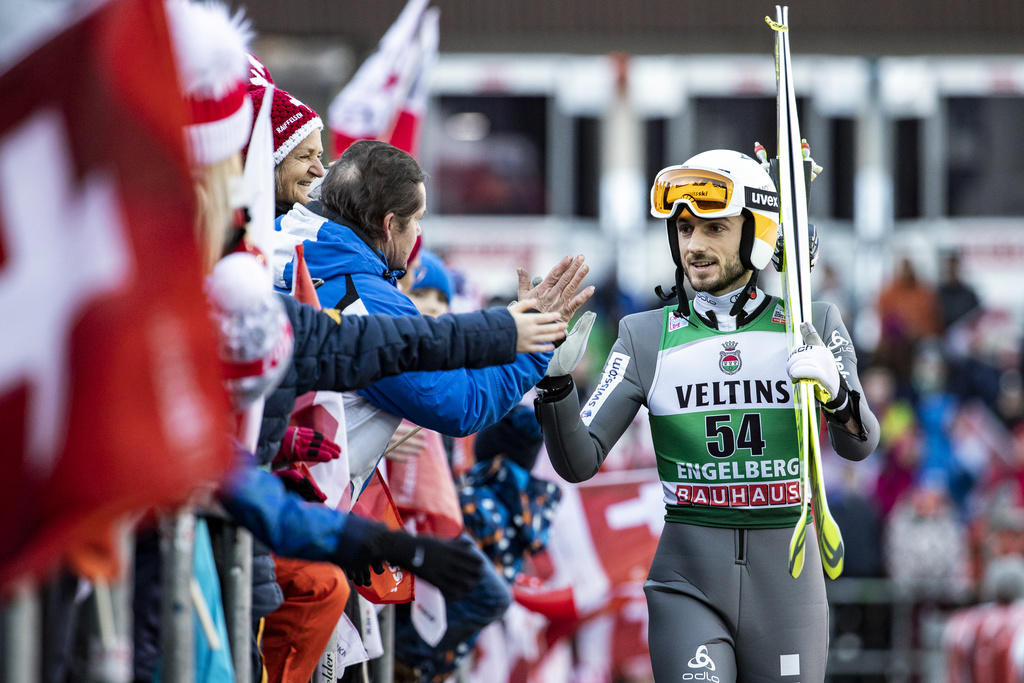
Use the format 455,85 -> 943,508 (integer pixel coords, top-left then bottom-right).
654,266 -> 691,318
692,272 -> 766,331
657,215 -> 692,318
728,268 -> 760,323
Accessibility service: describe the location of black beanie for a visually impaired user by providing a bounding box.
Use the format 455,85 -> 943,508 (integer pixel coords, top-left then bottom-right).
474,405 -> 543,472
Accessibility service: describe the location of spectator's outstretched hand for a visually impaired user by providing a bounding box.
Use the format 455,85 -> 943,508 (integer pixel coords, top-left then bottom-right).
517,255 -> 595,325
377,532 -> 483,598
335,519 -> 484,598
509,299 -> 567,353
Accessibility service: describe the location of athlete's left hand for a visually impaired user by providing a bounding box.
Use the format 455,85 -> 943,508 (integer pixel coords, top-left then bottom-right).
786,322 -> 839,403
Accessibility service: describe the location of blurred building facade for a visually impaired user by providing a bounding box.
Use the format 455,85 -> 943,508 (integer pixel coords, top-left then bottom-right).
245,0 -> 1024,347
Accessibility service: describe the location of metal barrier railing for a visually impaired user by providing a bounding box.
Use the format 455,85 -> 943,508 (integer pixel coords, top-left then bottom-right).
0,514 -> 403,683
825,577 -> 974,682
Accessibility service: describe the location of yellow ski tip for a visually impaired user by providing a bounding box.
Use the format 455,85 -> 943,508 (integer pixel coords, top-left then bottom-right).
817,523 -> 845,579
765,16 -> 788,32
823,556 -> 844,580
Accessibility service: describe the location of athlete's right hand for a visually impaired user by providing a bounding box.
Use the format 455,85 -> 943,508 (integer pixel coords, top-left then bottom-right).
545,311 -> 596,377
509,299 -> 567,353
786,322 -> 839,403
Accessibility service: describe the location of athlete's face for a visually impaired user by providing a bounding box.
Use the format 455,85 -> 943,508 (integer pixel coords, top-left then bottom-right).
676,208 -> 751,296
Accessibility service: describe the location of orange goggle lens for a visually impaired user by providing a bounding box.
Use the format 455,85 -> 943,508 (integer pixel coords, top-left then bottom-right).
651,168 -> 733,217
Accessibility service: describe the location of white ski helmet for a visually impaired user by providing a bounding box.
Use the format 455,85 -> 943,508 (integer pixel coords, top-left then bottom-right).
651,149 -> 780,272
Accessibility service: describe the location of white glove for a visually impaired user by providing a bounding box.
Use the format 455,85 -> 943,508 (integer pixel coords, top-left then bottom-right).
546,311 -> 596,377
786,322 -> 839,403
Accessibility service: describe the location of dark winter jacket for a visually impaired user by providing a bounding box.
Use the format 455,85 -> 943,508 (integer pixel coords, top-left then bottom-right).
256,294 -> 519,464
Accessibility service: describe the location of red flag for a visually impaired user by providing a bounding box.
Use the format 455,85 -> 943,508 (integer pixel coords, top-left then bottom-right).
386,423 -> 463,539
290,243 -> 321,310
506,472 -> 664,681
351,468 -> 415,604
0,0 -> 233,588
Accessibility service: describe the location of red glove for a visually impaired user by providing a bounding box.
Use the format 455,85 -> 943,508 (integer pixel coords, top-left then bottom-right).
275,466 -> 328,503
273,426 -> 341,465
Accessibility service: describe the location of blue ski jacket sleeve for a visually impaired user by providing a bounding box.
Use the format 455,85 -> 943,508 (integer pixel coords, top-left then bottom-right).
218,451 -> 376,562
345,273 -> 550,437
257,294 -> 521,464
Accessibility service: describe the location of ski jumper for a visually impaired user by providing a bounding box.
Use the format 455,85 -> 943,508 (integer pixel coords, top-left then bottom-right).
537,291 -> 879,683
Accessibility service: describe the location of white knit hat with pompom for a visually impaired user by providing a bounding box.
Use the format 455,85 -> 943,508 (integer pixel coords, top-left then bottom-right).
165,0 -> 254,165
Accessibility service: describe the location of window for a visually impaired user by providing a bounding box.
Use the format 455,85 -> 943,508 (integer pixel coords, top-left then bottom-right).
645,118 -> 669,192
946,96 -> 1024,216
830,118 -> 855,220
573,116 -> 600,219
432,95 -> 548,215
894,119 -> 922,219
692,97 -> 778,158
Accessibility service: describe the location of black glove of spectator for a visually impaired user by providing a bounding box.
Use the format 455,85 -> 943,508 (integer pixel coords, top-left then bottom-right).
334,519 -> 483,599
376,531 -> 483,598
347,562 -> 383,588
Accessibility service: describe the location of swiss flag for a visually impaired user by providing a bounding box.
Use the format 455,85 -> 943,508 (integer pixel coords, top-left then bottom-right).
501,470 -> 663,682
0,0 -> 233,588
286,243 -> 355,511
327,0 -> 439,158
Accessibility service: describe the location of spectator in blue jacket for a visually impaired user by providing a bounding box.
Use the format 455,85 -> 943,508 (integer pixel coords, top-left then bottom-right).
270,139 -> 594,495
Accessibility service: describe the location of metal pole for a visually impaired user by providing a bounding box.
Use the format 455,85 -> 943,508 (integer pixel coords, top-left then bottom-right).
216,524 -> 252,683
1,580 -> 41,683
370,604 -> 394,683
87,523 -> 134,683
160,509 -> 195,683
852,57 -> 893,314
599,53 -> 649,303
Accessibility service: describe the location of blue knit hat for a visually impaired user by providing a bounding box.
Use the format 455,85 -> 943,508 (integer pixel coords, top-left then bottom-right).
411,249 -> 454,303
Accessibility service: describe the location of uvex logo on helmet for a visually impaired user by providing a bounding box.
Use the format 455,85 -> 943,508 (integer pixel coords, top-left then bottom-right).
745,187 -> 779,211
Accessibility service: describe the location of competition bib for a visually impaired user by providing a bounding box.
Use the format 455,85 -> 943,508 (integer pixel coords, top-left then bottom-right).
648,303 -> 803,529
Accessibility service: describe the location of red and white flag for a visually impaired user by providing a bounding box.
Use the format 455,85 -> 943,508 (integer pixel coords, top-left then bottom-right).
386,7 -> 439,158
327,0 -> 439,158
0,0 -> 233,588
386,423 -> 463,539
500,468 -> 664,682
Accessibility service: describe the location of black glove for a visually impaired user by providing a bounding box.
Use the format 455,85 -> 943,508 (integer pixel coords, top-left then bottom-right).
347,562 -> 383,588
334,518 -> 484,599
376,531 -> 483,599
772,223 -> 819,272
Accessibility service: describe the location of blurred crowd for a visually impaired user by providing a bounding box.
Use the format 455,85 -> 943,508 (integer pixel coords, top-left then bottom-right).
817,252 -> 1024,595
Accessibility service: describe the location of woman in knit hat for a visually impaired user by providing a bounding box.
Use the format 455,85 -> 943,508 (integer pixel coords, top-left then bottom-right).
245,74 -> 326,216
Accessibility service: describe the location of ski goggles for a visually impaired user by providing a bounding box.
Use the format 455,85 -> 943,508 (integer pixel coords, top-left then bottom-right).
650,167 -> 737,219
